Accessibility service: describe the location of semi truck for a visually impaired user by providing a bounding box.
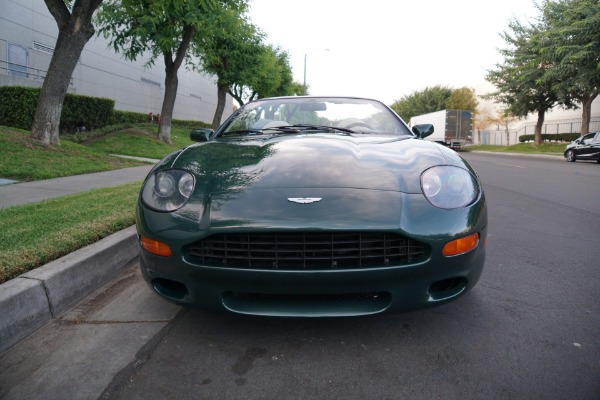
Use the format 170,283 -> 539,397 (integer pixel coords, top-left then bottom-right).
409,109 -> 474,148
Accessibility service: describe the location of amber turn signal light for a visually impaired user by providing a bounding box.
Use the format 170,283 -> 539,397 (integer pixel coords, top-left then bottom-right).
443,233 -> 479,256
140,236 -> 172,257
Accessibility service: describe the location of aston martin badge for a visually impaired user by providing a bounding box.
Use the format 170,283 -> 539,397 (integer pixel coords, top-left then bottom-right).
287,198 -> 322,204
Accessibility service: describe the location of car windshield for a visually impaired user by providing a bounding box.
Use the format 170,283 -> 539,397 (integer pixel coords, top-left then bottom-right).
218,97 -> 411,137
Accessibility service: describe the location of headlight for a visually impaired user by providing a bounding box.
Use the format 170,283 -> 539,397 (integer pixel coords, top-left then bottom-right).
141,169 -> 195,212
421,166 -> 480,209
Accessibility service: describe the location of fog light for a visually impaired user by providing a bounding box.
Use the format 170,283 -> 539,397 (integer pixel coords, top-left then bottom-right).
442,233 -> 479,256
141,236 -> 172,257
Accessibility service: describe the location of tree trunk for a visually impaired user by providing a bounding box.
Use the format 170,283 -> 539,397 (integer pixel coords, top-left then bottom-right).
228,86 -> 244,107
579,94 -> 597,136
157,25 -> 195,144
158,61 -> 178,145
31,0 -> 98,145
534,109 -> 545,145
212,83 -> 228,131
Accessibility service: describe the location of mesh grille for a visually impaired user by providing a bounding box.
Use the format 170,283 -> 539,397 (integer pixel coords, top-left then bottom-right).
186,232 -> 427,270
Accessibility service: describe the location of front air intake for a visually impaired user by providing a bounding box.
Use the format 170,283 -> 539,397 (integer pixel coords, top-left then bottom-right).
186,231 -> 427,270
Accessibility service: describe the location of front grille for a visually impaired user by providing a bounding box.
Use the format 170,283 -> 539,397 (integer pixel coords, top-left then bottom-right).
186,232 -> 427,270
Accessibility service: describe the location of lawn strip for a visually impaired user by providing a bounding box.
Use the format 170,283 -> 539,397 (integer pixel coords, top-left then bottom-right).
0,181 -> 142,284
85,127 -> 196,159
0,126 -> 146,182
466,143 -> 567,154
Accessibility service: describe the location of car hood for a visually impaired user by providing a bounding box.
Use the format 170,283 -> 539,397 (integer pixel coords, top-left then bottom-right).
161,134 -> 465,194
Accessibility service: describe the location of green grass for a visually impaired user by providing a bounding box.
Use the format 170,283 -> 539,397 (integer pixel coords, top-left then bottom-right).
0,124 -> 203,283
466,142 -> 567,155
0,181 -> 141,284
0,126 -> 147,182
84,126 -> 196,159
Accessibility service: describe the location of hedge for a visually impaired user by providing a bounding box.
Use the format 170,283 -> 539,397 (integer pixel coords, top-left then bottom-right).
109,110 -> 150,125
519,133 -> 580,143
0,86 -> 210,134
110,110 -> 211,129
0,86 -> 114,134
0,86 -> 39,131
61,92 -> 114,133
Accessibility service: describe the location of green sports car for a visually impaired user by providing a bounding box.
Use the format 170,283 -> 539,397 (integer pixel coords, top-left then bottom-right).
136,96 -> 487,317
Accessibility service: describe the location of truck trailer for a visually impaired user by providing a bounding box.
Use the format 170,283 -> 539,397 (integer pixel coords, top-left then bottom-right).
409,109 -> 474,148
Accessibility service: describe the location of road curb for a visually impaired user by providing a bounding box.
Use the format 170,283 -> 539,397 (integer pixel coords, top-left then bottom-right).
0,226 -> 139,353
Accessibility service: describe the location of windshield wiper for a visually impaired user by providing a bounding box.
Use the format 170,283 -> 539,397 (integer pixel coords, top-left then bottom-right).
221,127 -> 301,136
221,125 -> 355,137
284,124 -> 356,134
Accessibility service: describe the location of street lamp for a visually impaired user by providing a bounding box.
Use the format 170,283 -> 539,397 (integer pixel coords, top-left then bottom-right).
303,48 -> 329,96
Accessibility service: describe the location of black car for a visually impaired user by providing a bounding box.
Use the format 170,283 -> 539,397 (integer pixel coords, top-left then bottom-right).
564,131 -> 600,163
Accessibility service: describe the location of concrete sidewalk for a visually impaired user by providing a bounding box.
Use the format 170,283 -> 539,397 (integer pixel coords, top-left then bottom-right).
0,162 -> 157,352
0,164 -> 156,208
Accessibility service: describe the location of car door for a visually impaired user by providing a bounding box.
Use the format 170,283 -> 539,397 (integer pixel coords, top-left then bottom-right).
575,133 -> 596,159
590,132 -> 600,160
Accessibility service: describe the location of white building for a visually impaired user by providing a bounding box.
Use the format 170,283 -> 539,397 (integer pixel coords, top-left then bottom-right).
0,0 -> 233,124
473,82 -> 600,146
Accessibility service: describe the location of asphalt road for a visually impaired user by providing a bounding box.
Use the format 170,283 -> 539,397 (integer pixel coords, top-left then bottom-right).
2,153 -> 599,400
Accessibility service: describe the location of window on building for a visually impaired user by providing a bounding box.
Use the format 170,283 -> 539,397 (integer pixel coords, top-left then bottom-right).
7,43 -> 28,78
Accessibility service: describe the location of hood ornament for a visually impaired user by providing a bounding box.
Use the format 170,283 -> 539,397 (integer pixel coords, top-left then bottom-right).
287,197 -> 322,204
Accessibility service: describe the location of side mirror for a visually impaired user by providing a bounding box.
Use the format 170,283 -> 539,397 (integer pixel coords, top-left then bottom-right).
412,124 -> 434,139
190,128 -> 214,142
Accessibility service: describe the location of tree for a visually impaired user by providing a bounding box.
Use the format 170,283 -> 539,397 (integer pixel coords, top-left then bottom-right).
472,106 -> 495,144
228,45 -> 291,106
221,43 -> 303,106
446,87 -> 479,110
194,4 -> 266,130
485,18 -> 559,145
487,109 -> 521,146
390,85 -> 453,122
536,0 -> 600,136
252,48 -> 303,99
31,0 -> 104,145
98,0 -> 236,144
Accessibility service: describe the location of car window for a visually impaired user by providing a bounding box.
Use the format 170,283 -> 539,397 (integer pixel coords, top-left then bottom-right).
219,97 -> 411,136
582,133 -> 595,144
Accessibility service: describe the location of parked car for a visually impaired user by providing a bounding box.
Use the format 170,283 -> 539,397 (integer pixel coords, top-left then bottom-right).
564,131 -> 600,163
136,96 -> 487,316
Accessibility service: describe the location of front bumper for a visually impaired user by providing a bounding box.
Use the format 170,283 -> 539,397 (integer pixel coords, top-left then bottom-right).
136,189 -> 487,316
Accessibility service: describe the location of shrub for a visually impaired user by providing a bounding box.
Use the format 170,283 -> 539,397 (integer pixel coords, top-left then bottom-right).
110,110 -> 150,125
110,110 -> 211,129
0,86 -> 39,130
61,93 -> 114,133
519,133 -> 580,143
172,118 -> 211,129
0,86 -> 114,133
0,85 -> 210,134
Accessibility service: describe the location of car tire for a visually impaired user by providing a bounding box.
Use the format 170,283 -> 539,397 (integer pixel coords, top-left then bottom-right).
566,150 -> 576,162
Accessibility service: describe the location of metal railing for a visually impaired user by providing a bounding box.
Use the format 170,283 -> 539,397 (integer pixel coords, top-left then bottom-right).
476,117 -> 600,146
1,58 -> 73,86
515,117 -> 600,136
0,59 -> 47,81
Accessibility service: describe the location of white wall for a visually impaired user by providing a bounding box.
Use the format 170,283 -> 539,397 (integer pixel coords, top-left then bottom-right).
0,0 -> 233,124
473,81 -> 600,132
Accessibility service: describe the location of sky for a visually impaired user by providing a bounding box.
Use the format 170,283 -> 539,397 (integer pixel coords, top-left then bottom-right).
248,0 -> 539,105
